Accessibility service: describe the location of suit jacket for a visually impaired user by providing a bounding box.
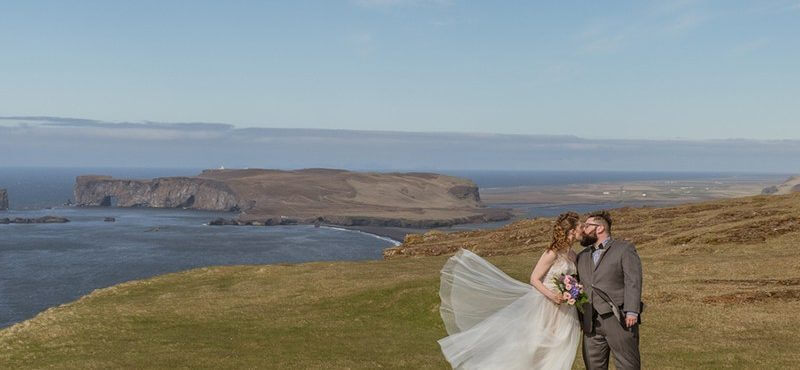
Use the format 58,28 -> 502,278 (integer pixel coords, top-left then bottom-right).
576,238 -> 642,334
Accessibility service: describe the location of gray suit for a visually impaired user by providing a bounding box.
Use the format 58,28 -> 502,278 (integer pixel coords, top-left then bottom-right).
576,238 -> 643,370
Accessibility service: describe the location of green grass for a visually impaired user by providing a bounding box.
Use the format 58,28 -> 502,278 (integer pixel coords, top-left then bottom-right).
0,259 -> 454,369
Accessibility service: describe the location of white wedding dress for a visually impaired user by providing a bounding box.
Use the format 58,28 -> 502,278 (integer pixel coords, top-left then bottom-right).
438,248 -> 580,369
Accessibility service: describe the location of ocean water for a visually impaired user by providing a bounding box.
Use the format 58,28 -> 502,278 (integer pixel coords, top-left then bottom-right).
0,167 -> 787,328
0,207 -> 397,328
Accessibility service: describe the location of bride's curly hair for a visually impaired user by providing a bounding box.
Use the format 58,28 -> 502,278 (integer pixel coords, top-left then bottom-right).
548,211 -> 581,252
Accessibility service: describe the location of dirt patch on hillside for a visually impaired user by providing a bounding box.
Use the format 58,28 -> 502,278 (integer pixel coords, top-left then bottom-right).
703,289 -> 800,304
715,208 -> 788,222
704,216 -> 800,245
695,278 -> 800,286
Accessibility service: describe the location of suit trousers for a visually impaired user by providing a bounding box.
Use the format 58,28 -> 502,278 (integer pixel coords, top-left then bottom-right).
582,311 -> 640,370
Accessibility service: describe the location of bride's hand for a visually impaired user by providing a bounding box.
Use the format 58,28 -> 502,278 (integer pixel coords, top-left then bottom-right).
550,294 -> 565,305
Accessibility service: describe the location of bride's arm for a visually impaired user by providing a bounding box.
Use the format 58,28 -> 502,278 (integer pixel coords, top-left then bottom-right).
530,250 -> 564,304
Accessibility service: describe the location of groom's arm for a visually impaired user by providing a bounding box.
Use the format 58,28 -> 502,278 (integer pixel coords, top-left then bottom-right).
621,243 -> 643,324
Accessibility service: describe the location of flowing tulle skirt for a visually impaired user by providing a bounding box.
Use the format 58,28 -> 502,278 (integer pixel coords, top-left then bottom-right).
438,249 -> 580,370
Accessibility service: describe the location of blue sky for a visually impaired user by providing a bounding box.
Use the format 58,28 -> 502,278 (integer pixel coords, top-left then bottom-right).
1,0 -> 799,139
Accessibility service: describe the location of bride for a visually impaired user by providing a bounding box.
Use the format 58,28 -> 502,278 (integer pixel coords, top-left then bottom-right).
438,212 -> 582,369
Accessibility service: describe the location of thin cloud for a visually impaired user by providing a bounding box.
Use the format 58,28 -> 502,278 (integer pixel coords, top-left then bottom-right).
648,0 -> 703,16
731,38 -> 769,56
576,2 -> 711,55
0,116 -> 235,131
575,15 -> 649,56
661,12 -> 709,35
0,116 -> 102,125
345,31 -> 376,56
352,0 -> 453,8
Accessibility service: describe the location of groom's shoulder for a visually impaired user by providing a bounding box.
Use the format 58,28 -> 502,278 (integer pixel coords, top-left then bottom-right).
576,246 -> 592,257
612,238 -> 638,250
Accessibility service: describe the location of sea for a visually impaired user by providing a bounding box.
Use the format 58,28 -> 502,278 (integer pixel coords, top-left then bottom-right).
0,167 -> 786,328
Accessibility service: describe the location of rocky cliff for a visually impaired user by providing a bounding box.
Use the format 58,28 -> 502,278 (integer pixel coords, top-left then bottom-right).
74,176 -> 239,211
0,188 -> 7,210
762,176 -> 800,195
74,169 -> 511,227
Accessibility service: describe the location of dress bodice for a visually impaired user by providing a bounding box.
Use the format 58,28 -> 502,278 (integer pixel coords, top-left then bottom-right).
543,255 -> 577,293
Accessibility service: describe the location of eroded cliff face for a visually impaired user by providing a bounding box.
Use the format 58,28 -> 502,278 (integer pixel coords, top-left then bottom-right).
0,189 -> 7,210
762,176 -> 800,195
74,176 -> 239,211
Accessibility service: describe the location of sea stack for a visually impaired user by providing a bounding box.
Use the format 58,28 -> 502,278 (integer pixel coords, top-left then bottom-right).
0,188 -> 8,210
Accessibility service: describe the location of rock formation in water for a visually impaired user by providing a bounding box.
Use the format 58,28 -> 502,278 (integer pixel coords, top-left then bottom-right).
74,175 -> 239,211
762,176 -> 800,195
74,168 -> 511,227
0,216 -> 70,224
0,188 -> 7,210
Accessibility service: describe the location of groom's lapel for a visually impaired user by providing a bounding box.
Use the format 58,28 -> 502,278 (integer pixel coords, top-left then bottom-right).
581,248 -> 593,284
593,239 -> 615,272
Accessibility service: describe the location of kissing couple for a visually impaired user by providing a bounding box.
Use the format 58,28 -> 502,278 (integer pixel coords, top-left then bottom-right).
438,210 -> 643,369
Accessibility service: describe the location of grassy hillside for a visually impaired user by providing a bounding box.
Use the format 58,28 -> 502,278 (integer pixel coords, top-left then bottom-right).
2,194 -> 799,368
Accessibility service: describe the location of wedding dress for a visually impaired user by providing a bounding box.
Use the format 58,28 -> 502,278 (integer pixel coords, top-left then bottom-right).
438,248 -> 580,369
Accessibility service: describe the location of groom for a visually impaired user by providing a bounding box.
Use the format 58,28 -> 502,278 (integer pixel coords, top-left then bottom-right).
576,210 -> 643,370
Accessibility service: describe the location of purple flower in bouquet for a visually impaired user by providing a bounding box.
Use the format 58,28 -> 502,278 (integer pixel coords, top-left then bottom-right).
552,273 -> 589,312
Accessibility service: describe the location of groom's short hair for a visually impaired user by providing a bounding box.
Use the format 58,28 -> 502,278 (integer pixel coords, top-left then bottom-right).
587,210 -> 612,232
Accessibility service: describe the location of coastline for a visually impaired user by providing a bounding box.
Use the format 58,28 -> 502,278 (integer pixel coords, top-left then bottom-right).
319,225 -> 403,246
329,225 -> 427,244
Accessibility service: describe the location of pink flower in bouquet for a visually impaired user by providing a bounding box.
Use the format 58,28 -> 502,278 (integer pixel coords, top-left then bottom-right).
551,273 -> 590,312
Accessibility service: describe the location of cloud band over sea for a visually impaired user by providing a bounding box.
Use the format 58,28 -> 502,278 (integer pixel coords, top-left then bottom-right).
1,116 -> 797,172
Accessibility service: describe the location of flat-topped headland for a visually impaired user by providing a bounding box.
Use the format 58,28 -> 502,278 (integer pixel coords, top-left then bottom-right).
74,168 -> 512,228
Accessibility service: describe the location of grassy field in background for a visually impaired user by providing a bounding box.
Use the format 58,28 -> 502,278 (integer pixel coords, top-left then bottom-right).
2,194 -> 799,368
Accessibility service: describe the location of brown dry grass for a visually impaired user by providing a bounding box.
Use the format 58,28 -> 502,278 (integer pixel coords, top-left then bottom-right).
385,193 -> 800,258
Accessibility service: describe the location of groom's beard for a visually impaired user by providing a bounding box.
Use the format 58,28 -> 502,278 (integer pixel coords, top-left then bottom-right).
580,233 -> 598,247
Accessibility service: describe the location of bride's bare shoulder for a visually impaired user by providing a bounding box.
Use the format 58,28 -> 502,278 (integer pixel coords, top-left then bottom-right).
538,248 -> 558,261
534,249 -> 560,267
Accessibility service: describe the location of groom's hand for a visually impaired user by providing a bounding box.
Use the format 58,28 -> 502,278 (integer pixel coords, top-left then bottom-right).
625,315 -> 637,328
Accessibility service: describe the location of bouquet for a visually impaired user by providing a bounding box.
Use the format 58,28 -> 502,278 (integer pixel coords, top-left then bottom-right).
552,273 -> 589,313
